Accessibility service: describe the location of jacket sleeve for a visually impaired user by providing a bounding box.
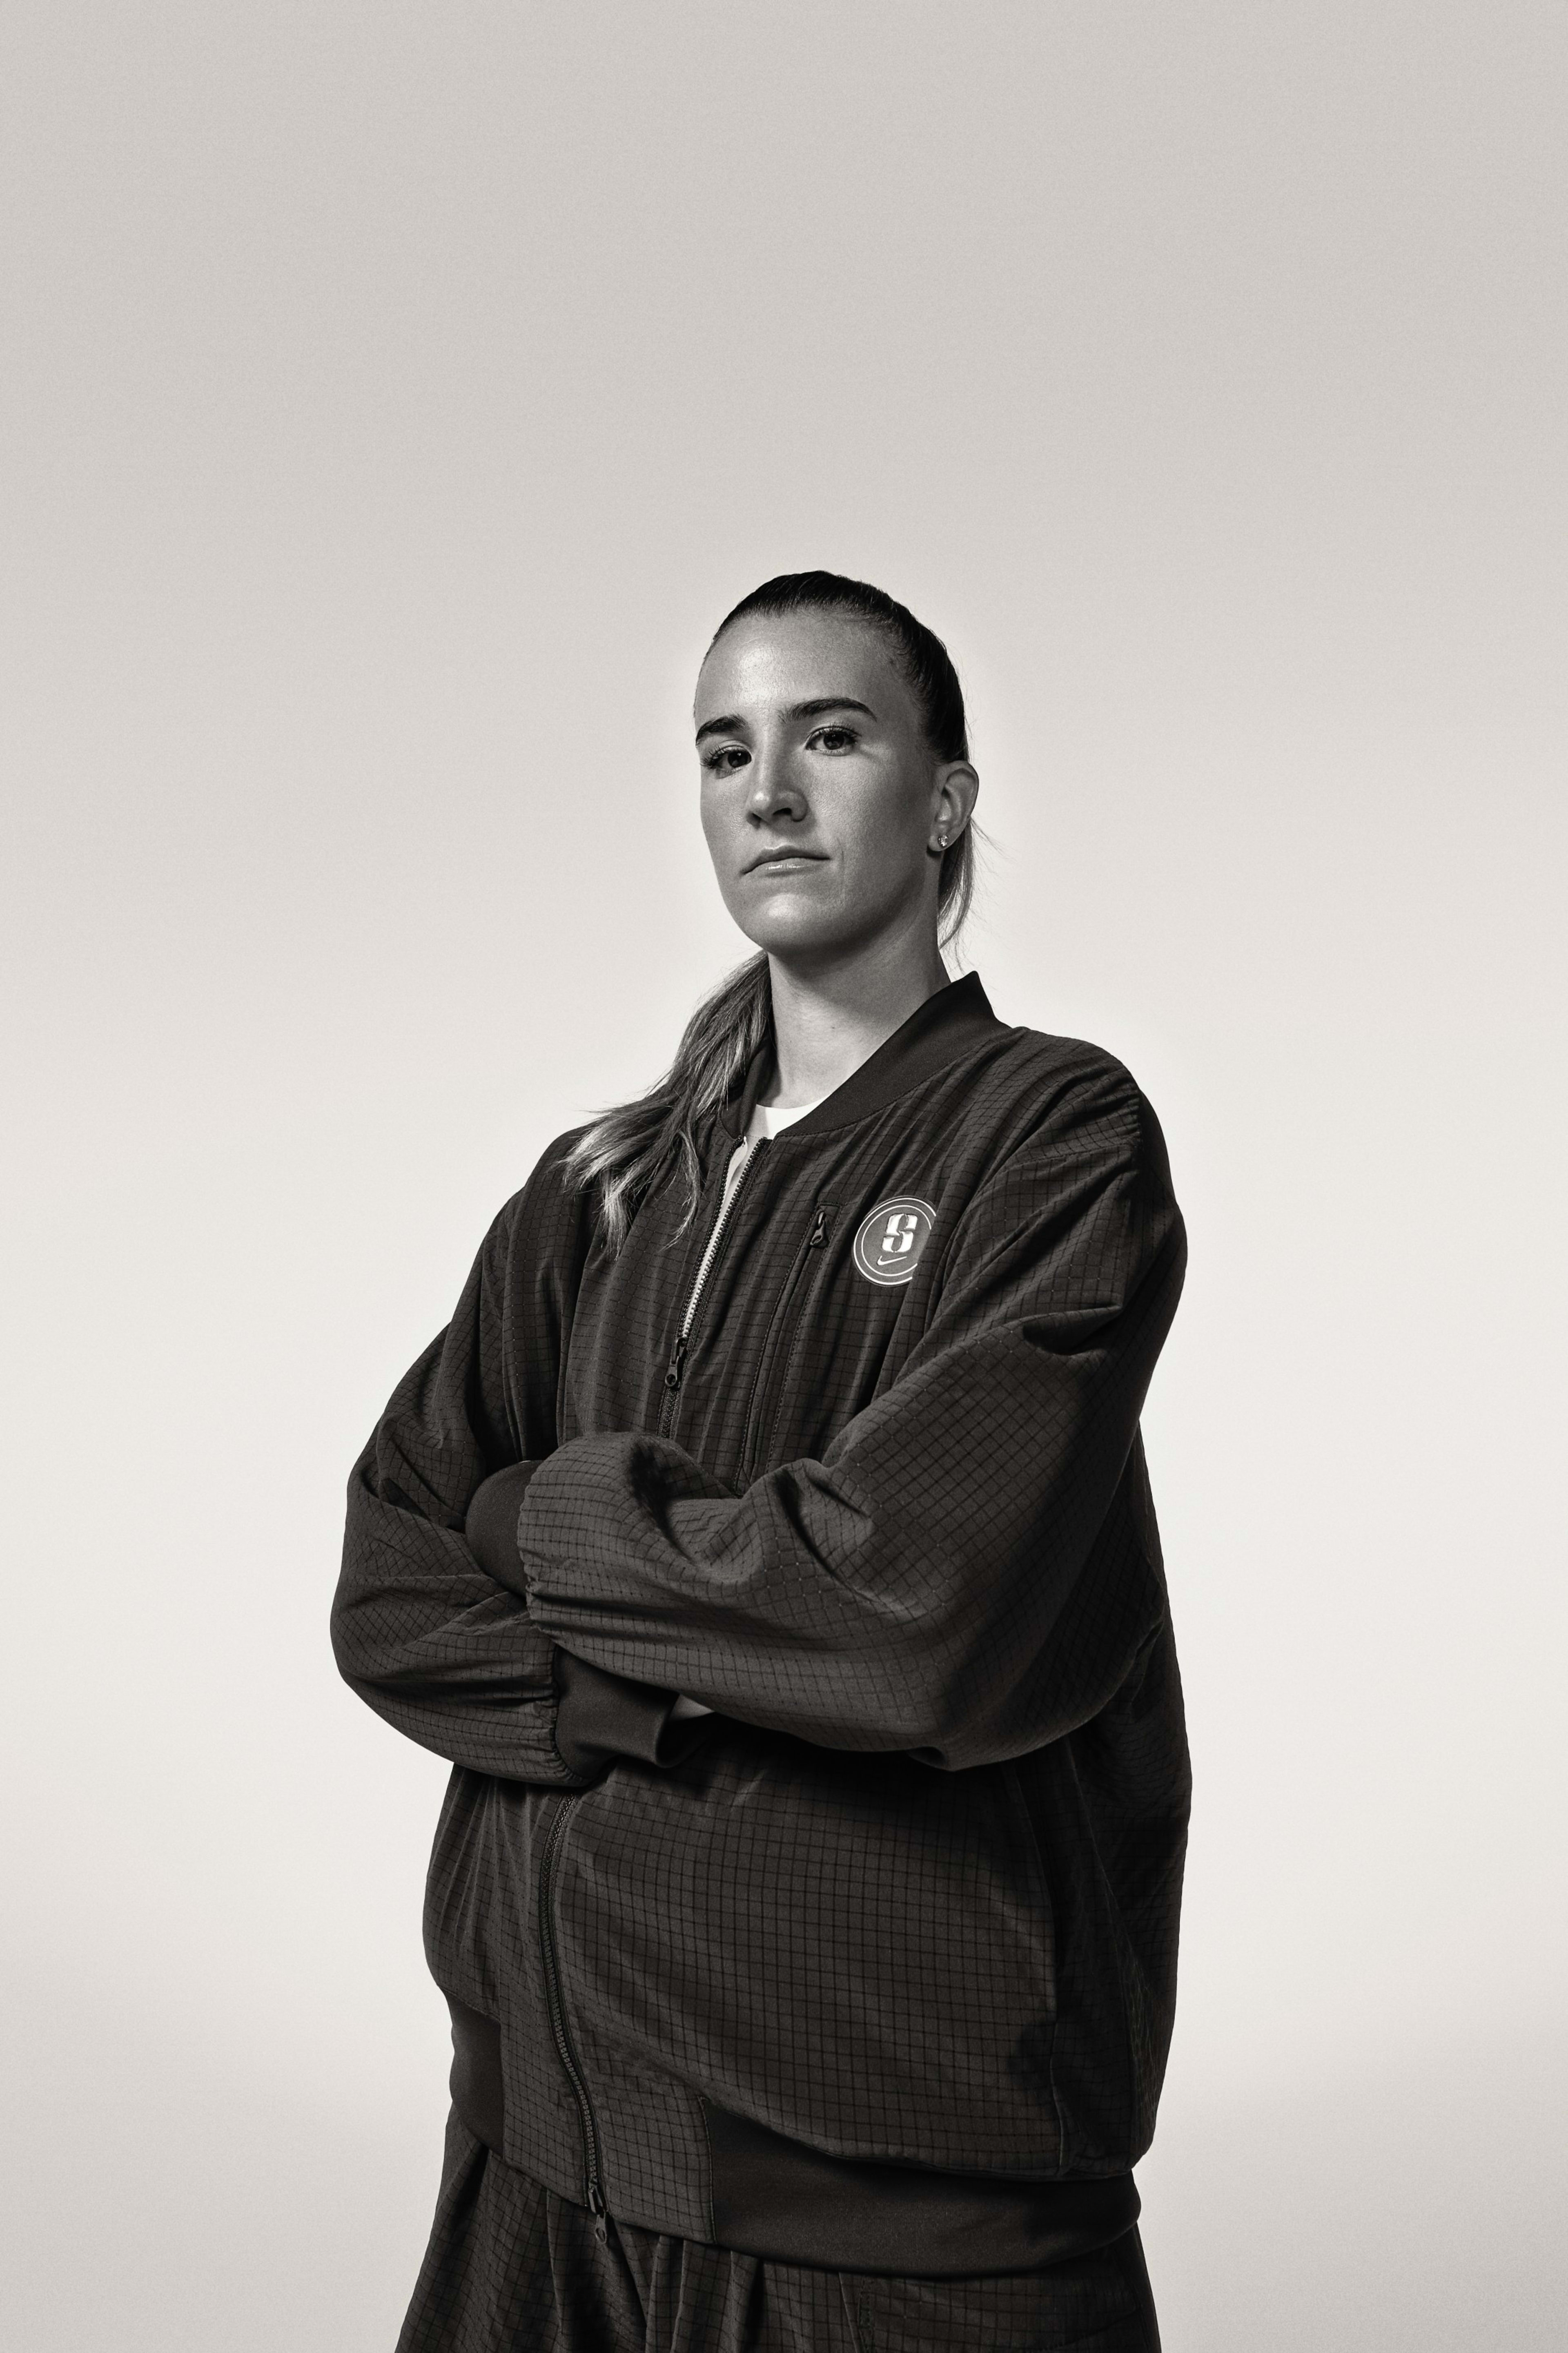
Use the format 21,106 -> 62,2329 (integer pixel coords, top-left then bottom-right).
518,1078 -> 1186,1772
333,1142 -> 720,1780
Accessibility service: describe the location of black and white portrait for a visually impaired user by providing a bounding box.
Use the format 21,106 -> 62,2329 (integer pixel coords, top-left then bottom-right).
4,8 -> 1563,2351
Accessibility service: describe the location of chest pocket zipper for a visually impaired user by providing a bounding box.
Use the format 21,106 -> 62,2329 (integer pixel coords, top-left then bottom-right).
659,1139 -> 773,1440
738,1204 -> 834,1482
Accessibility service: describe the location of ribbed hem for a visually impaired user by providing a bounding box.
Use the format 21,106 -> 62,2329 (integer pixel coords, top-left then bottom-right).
445,2000 -> 1137,2279
703,2097 -> 1139,2277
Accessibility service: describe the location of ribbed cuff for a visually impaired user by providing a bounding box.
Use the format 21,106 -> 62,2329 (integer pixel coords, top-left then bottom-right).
553,1649 -> 718,1778
463,1461 -> 539,1595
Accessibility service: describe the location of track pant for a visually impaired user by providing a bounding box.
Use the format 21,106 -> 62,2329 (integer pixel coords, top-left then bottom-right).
395,2115 -> 1162,2353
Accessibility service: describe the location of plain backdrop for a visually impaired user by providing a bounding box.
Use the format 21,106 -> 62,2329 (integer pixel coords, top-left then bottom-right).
2,6 -> 1564,2348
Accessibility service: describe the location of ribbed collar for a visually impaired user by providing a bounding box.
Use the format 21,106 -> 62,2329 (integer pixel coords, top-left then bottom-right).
718,972 -> 1007,1142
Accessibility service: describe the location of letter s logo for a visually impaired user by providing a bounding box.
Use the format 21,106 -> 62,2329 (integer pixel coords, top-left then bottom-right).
853,1197 -> 938,1287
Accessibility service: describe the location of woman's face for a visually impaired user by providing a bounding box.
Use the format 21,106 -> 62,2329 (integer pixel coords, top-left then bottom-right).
695,609 -> 974,966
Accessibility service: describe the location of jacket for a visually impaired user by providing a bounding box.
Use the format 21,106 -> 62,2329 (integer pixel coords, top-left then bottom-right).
332,974 -> 1189,2276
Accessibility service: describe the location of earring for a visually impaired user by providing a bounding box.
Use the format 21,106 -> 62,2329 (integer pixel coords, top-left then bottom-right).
936,831 -> 951,850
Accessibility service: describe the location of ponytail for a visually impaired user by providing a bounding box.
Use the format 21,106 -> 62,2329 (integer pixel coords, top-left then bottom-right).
566,952 -> 771,1252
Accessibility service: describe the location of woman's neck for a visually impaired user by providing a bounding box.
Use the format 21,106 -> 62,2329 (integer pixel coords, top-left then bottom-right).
765,930 -> 949,1108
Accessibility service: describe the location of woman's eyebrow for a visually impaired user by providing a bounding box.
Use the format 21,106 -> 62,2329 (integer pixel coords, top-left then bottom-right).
789,697 -> 877,722
695,712 -> 749,744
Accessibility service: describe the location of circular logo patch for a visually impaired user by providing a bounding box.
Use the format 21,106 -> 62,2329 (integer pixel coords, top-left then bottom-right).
853,1196 -> 938,1288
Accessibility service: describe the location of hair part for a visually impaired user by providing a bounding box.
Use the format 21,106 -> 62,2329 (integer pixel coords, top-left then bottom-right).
566,571 -> 978,1250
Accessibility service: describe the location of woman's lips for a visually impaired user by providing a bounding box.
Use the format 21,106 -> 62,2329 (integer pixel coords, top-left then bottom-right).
744,851 -> 827,874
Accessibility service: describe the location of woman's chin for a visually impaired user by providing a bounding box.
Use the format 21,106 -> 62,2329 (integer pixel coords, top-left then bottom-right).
730,889 -> 845,955
737,910 -> 867,962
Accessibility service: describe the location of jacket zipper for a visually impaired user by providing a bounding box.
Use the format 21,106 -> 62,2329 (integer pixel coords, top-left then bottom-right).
537,1794 -> 609,2242
738,1205 -> 833,1480
659,1137 -> 771,1437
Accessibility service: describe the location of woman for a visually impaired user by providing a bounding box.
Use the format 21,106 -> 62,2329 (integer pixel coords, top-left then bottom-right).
334,571 -> 1189,2352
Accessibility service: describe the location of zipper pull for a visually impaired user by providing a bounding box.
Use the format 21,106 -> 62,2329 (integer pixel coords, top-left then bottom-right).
589,2181 -> 609,2245
807,1208 -> 829,1249
663,1334 -> 688,1394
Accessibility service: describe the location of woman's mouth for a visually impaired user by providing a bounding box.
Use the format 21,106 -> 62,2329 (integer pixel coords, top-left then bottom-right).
745,850 -> 828,875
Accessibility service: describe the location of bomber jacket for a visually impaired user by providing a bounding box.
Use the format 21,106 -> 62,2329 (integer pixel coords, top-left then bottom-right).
332,974 -> 1189,2277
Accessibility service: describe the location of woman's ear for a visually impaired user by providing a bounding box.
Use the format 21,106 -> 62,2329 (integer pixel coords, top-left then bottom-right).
930,761 -> 979,850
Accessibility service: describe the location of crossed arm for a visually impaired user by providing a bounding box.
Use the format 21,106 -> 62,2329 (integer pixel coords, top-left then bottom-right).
332,1097 -> 1185,1781
330,1142 -> 698,1784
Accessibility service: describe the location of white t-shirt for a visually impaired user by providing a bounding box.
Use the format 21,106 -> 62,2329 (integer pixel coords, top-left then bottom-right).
718,1092 -> 825,1217
670,1092 -> 825,1727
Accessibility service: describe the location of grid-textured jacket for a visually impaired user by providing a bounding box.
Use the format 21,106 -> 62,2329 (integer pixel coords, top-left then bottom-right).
332,975 -> 1189,2276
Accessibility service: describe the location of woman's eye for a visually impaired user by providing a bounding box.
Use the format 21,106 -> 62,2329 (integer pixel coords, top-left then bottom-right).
808,726 -> 856,753
703,744 -> 751,773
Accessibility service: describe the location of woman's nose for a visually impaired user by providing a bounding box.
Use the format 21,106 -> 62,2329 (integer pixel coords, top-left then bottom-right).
744,741 -> 808,822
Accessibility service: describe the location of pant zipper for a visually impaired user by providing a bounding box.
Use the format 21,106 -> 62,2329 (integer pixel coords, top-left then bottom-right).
659,1137 -> 771,1436
537,1794 -> 609,2242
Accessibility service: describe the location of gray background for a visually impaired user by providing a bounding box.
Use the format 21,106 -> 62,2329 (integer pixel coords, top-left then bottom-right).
3,5 -> 1564,2347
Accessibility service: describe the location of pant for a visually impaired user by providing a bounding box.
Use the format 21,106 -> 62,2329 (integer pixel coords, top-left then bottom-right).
395,2114 -> 1162,2353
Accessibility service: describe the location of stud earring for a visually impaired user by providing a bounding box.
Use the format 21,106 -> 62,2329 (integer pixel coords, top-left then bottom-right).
936,831 -> 951,850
